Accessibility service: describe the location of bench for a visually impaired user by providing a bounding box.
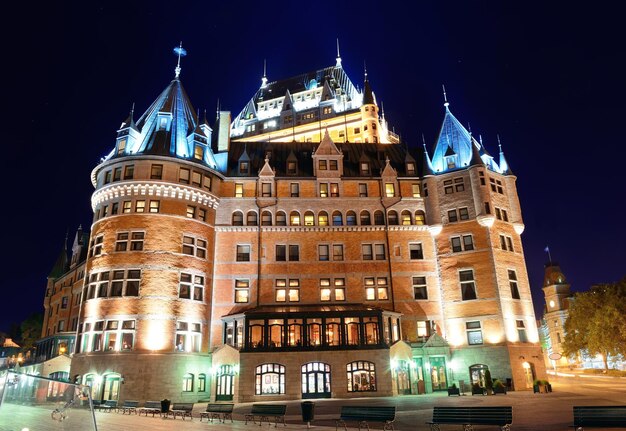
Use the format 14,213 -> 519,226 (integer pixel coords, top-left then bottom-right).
118,400 -> 139,414
98,400 -> 118,412
245,404 -> 287,427
200,403 -> 234,423
427,406 -> 513,431
137,401 -> 162,417
571,406 -> 626,430
336,406 -> 396,431
167,402 -> 194,420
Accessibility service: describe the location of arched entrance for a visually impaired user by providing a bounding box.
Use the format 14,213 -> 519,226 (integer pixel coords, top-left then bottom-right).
429,357 -> 448,391
216,365 -> 235,401
522,361 -> 536,389
469,364 -> 489,387
301,362 -> 331,398
395,360 -> 411,395
101,373 -> 121,401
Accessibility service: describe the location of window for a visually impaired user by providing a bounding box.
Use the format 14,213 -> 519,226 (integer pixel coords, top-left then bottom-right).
319,183 -> 328,198
123,165 -> 134,180
490,178 -> 504,194
275,279 -> 300,302
484,202 -> 491,214
448,209 -> 457,223
61,296 -> 68,309
151,164 -> 163,180
261,211 -> 272,226
287,161 -> 297,175
479,170 -> 486,185
123,201 -> 132,213
364,277 -> 388,300
412,183 -> 421,197
359,183 -> 368,197
318,211 -> 329,226
117,139 -> 126,154
444,180 -> 454,194
415,210 -> 426,225
320,278 -> 347,301
495,207 -> 509,221
255,363 -> 285,395
360,162 -> 370,175
459,207 -> 469,220
319,160 -> 327,171
333,244 -> 344,261
330,183 -> 339,197
135,200 -> 145,213
115,231 -> 144,251
319,245 -> 329,261
149,200 -> 160,213
466,321 -> 483,345
454,177 -> 465,192
276,211 -> 287,226
236,245 -> 251,262
509,270 -> 521,299
182,235 -> 207,258
198,208 -> 206,222
194,146 -> 204,160
290,183 -> 299,197
192,171 -> 202,187
232,211 -> 244,226
198,374 -> 207,392
409,243 -> 424,260
347,361 -> 376,392
89,235 -> 103,257
387,211 -> 398,225
374,211 -> 385,225
113,167 -> 122,182
417,321 -> 430,338
239,161 -> 249,174
111,202 -> 119,215
362,244 -> 373,260
407,163 -> 416,176
346,211 -> 357,225
290,211 -> 301,226
179,168 -> 190,184
385,183 -> 395,197
360,211 -> 371,226
451,235 -> 474,252
332,211 -> 343,226
460,270 -> 477,300
235,279 -> 250,303
203,175 -> 212,190
247,211 -> 258,226
104,170 -> 111,185
261,183 -> 271,197
235,183 -> 243,197
175,321 -> 201,352
179,273 -> 204,301
413,276 -> 428,300
329,160 -> 338,170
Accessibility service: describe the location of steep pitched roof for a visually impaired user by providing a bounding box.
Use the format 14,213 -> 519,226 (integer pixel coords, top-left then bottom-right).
49,245 -> 68,279
431,105 -> 478,173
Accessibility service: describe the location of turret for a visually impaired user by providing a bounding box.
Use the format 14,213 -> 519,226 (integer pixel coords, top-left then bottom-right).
360,67 -> 381,143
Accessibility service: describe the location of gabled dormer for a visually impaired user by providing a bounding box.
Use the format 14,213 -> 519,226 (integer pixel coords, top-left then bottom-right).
286,150 -> 299,176
116,107 -> 140,156
381,157 -> 399,198
281,90 -> 294,113
404,152 -> 417,177
320,80 -> 335,104
312,130 -> 343,177
359,152 -> 372,176
237,148 -> 251,176
258,155 -> 276,198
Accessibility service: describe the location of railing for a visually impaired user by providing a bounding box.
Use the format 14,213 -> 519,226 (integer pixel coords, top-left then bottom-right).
0,371 -> 97,430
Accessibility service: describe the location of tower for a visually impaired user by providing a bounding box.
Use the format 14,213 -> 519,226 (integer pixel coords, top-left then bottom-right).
540,262 -> 572,367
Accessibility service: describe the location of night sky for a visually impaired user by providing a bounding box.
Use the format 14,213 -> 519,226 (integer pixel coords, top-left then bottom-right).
1,1 -> 624,333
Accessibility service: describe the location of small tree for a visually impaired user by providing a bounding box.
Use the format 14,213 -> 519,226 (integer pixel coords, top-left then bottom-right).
484,369 -> 493,391
563,278 -> 626,370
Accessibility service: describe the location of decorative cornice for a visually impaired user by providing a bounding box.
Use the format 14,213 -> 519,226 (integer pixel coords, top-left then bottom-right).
215,225 -> 430,233
476,215 -> 496,228
91,182 -> 219,210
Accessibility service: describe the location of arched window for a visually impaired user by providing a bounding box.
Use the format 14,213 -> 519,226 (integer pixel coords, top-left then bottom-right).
198,373 -> 207,392
344,318 -> 360,345
276,211 -> 287,226
346,211 -> 357,226
247,211 -> 258,226
301,362 -> 331,398
232,211 -> 244,226
360,211 -> 371,226
307,318 -> 322,346
415,210 -> 426,226
304,211 -> 315,226
364,317 -> 379,344
332,211 -> 343,226
255,363 -> 285,395
347,361 -> 377,392
182,373 -> 194,392
318,211 -> 329,226
287,319 -> 303,346
401,210 -> 412,226
325,318 -> 341,346
374,211 -> 385,225
269,319 -> 284,347
216,365 -> 234,400
388,210 -> 398,225
290,211 -> 301,226
261,211 -> 272,226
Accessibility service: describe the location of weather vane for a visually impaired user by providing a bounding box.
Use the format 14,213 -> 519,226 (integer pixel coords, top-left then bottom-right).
174,42 -> 187,78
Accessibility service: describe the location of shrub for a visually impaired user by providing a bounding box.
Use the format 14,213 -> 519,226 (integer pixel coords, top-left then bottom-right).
450,383 -> 457,388
493,379 -> 504,388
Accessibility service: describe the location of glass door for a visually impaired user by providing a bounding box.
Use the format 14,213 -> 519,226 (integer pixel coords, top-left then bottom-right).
216,365 -> 234,401
102,374 -> 120,400
429,357 -> 447,391
301,362 -> 331,399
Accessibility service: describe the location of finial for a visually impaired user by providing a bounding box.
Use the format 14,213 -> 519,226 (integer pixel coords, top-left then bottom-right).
64,229 -> 69,250
421,133 -> 428,150
173,42 -> 187,79
364,61 -> 368,81
497,134 -> 503,152
442,84 -> 449,108
381,101 -> 385,119
261,59 -> 268,88
336,38 -> 342,68
467,122 -> 472,135
131,102 -> 135,117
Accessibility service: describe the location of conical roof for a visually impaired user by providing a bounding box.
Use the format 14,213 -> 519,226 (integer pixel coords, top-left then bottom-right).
49,245 -> 68,279
431,105 -> 476,173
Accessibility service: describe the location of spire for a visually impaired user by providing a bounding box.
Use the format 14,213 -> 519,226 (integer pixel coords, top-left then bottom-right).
497,134 -> 513,174
121,103 -> 137,130
173,42 -> 187,79
431,101 -> 475,172
49,235 -> 69,279
362,63 -> 375,105
421,134 -> 435,175
469,137 -> 485,167
335,38 -> 342,68
261,59 -> 268,88
442,84 -> 449,109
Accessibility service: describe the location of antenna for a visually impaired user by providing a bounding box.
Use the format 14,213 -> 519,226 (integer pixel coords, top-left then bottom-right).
336,38 -> 342,68
497,134 -> 503,151
173,42 -> 187,78
261,59 -> 268,88
442,84 -> 449,107
364,61 -> 368,81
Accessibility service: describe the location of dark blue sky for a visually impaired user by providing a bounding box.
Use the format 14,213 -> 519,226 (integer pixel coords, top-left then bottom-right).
1,1 -> 624,332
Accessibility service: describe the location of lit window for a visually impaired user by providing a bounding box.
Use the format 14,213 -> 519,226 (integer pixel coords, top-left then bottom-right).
415,211 -> 425,225
329,160 -> 338,170
330,183 -> 339,197
417,321 -> 429,338
179,168 -> 190,184
235,183 -> 243,197
347,361 -> 376,392
235,279 -> 250,303
333,244 -> 344,261
401,211 -> 412,225
176,321 -> 201,352
123,201 -> 131,214
385,183 -> 395,197
412,183 -> 421,197
364,277 -> 388,300
261,183 -> 271,197
318,212 -> 328,226
319,160 -> 327,171
179,273 -> 204,301
304,211 -> 314,226
151,164 -> 163,180
149,200 -> 160,213
319,183 -> 329,198
117,139 -> 126,154
466,321 -> 483,345
135,200 -> 145,213
194,146 -> 204,160
460,270 -> 477,300
255,363 -> 285,395
290,211 -> 301,226
192,171 -> 202,187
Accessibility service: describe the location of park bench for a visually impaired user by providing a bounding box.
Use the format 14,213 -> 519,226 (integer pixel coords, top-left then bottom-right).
98,400 -> 118,412
199,403 -> 234,423
245,404 -> 287,427
118,400 -> 139,414
336,406 -> 396,431
167,402 -> 194,420
571,405 -> 626,430
137,401 -> 162,417
427,406 -> 513,431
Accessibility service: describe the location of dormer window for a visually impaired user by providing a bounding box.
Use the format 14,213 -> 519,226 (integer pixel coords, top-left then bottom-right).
159,118 -> 167,129
406,162 -> 416,176
117,139 -> 127,155
445,155 -> 456,169
319,160 -> 327,171
287,161 -> 297,175
240,162 -> 249,175
360,162 -> 370,175
194,146 -> 204,160
329,160 -> 338,170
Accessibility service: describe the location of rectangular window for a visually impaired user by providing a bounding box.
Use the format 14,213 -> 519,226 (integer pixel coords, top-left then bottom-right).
412,183 -> 421,197
330,183 -> 339,197
329,160 -> 338,170
198,208 -> 206,222
333,244 -> 344,261
179,273 -> 204,301
517,320 -> 528,342
458,207 -> 469,220
444,179 -> 454,194
104,170 -> 111,185
123,201 -> 132,213
364,277 -> 388,300
123,165 -> 134,180
111,202 -> 119,215
417,321 -> 429,338
319,160 -> 327,170
235,183 -> 243,197
360,162 -> 370,175
149,200 -> 160,213
186,205 -> 196,218
451,235 -> 473,252
466,321 -> 483,345
319,244 -> 329,261
385,183 -> 395,197
113,167 -> 122,182
413,276 -> 427,300
236,245 -> 251,262
289,245 -> 300,261
409,243 -> 424,260
135,200 -> 145,213
374,244 -> 385,260
182,235 -> 207,258
235,279 -> 250,303
454,177 -> 465,192
484,202 -> 491,214
500,235 -> 507,250
460,270 -> 477,300
287,161 -> 297,174
179,168 -> 190,184
319,183 -> 329,198
191,171 -> 202,187
362,244 -> 373,261
276,245 -> 286,261
509,269 -> 521,299
290,183 -> 299,197
359,183 -> 368,197
89,235 -> 103,257
194,146 -> 204,160
448,209 -> 458,223
406,163 -> 416,176
151,164 -> 163,179
261,183 -> 272,197
203,175 -> 212,190
176,321 -> 201,352
61,296 -> 68,309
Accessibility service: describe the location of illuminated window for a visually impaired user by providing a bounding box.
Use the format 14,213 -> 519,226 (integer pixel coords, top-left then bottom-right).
235,279 -> 250,303
275,279 -> 299,302
179,168 -> 190,184
198,208 -> 206,222
406,163 -> 416,176
194,146 -> 204,160
89,235 -> 103,257
385,183 -> 395,197
235,183 -> 243,197
330,183 -> 339,197
347,361 -> 376,392
135,200 -> 145,213
466,321 -> 483,345
412,183 -> 421,197
319,183 -> 329,198
236,245 -> 250,262
509,270 -> 520,299
150,164 -> 163,180
290,211 -> 301,226
149,200 -> 160,213
318,211 -> 328,226
198,374 -> 207,392
409,243 -> 424,260
176,321 -> 201,352
413,276 -> 427,300
255,363 -> 285,395
401,210 -> 412,225
417,321 -> 429,338
203,175 -> 211,190
179,273 -> 204,301
364,277 -> 388,300
460,270 -> 477,300
183,235 -> 207,259
117,139 -> 126,154
415,210 -> 426,225
191,171 -> 201,187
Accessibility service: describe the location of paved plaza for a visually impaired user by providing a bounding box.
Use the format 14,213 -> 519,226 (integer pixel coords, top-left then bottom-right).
2,375 -> 625,430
